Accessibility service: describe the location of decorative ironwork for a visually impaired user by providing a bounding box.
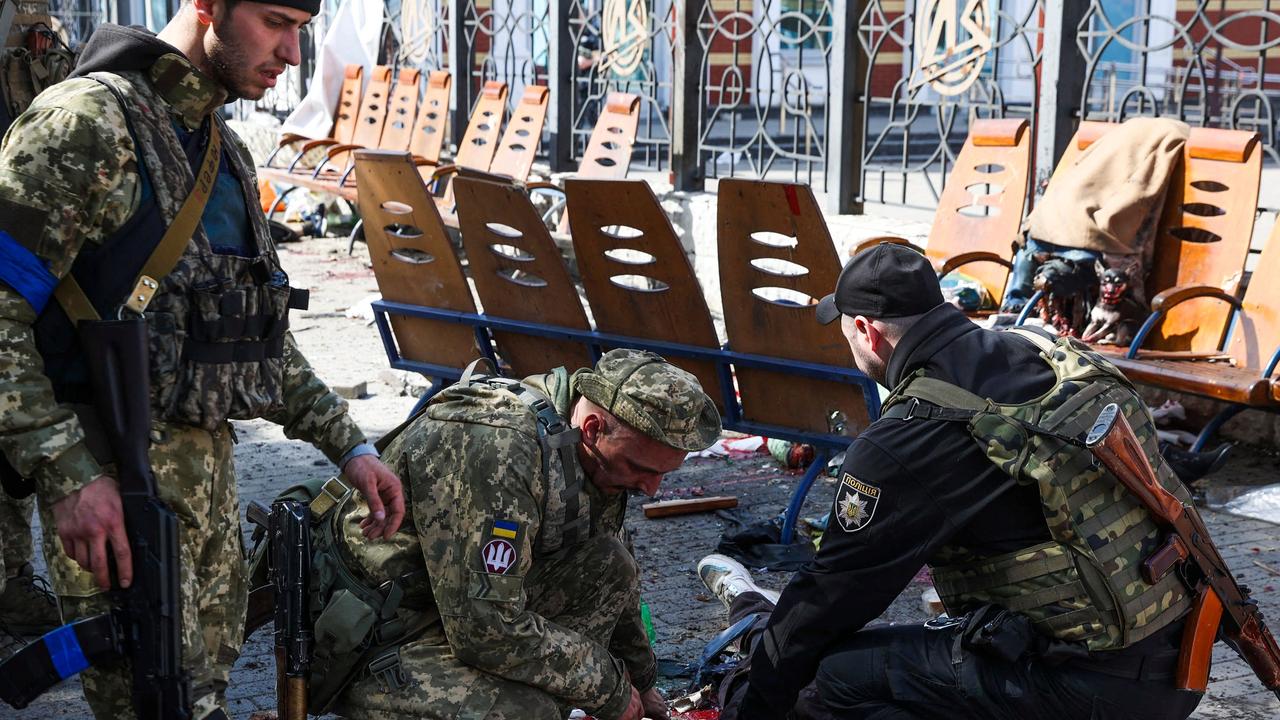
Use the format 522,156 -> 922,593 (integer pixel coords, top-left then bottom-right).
1077,0 -> 1280,211
570,0 -> 674,170
857,0 -> 1043,210
693,0 -> 836,188
459,0 -> 550,151
46,0 -> 107,47
910,0 -> 994,96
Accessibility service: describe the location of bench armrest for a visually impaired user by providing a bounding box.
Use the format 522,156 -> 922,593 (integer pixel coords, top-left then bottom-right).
526,180 -> 563,194
849,235 -> 926,257
265,133 -> 310,166
413,155 -> 441,168
1126,284 -> 1243,359
938,251 -> 1013,279
428,164 -> 461,182
324,143 -> 364,160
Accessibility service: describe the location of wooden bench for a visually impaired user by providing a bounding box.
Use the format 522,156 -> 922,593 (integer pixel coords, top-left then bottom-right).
452,174 -> 593,374
1108,218 -> 1279,449
719,178 -> 883,539
363,171 -> 881,543
528,93 -> 642,234
852,118 -> 1032,308
263,65 -> 393,184
420,80 -> 508,195
353,149 -> 483,374
1119,128 -> 1263,355
262,64 -> 363,169
435,85 -> 550,227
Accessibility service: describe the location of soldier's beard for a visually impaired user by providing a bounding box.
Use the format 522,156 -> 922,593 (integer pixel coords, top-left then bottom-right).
206,32 -> 259,101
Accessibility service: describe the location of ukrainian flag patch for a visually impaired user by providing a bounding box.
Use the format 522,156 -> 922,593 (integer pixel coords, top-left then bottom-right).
492,519 -> 519,539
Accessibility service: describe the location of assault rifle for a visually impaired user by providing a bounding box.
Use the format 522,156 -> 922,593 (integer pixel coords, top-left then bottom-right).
1086,403 -> 1280,698
0,318 -> 191,717
272,500 -> 313,720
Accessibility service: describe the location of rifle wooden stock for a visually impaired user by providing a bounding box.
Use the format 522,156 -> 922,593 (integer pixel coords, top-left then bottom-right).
1086,403 -> 1280,699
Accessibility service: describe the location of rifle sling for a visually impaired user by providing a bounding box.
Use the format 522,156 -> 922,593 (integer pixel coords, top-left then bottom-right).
54,115 -> 222,323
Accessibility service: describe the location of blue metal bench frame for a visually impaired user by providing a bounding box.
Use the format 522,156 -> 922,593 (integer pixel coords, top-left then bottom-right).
372,299 -> 882,543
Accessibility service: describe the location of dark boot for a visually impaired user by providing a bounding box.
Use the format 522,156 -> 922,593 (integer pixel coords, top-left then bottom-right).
0,562 -> 61,638
1160,442 -> 1232,485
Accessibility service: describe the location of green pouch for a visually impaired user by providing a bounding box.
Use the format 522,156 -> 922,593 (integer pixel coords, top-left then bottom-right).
309,589 -> 380,715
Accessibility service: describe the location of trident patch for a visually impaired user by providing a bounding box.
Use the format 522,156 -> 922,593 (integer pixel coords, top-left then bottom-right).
834,473 -> 881,533
483,539 -> 516,574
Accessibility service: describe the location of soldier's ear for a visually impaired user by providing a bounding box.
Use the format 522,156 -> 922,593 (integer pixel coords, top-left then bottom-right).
192,0 -> 217,24
578,412 -> 605,445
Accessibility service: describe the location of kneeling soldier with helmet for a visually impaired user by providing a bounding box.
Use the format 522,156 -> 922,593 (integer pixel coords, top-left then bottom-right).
264,349 -> 721,720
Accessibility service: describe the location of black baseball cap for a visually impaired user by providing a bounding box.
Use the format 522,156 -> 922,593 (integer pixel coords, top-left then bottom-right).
815,243 -> 945,324
248,0 -> 322,15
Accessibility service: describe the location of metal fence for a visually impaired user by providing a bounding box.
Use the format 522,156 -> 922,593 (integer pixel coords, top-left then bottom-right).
40,0 -> 1280,215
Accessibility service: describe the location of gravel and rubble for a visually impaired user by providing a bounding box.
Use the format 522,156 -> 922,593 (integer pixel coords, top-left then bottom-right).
5,232 -> 1280,719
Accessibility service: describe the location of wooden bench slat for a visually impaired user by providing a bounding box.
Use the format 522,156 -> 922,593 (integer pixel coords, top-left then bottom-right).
566,178 -> 724,410
718,179 -> 873,436
453,176 -> 594,375
355,150 -> 481,369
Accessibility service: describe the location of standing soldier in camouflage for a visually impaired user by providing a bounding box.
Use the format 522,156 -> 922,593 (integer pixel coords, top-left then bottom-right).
0,1 -> 405,718
282,349 -> 720,720
705,244 -> 1202,720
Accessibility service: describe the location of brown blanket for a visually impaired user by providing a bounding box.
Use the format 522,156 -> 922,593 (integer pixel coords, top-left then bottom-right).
1024,117 -> 1189,256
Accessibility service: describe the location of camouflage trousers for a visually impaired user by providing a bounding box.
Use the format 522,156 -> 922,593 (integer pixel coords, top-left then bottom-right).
337,534 -> 640,720
37,421 -> 247,720
0,492 -> 35,589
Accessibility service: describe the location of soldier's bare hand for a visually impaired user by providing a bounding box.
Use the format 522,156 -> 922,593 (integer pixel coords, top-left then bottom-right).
344,455 -> 405,539
638,686 -> 669,720
615,686 -> 644,720
50,474 -> 132,590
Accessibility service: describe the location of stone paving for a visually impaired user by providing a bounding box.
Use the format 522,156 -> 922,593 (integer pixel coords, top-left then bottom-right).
5,232 -> 1280,719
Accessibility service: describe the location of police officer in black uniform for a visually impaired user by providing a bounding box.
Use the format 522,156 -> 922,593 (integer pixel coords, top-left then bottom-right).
701,243 -> 1202,720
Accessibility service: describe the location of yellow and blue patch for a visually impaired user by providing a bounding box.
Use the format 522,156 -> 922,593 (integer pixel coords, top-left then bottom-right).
491,519 -> 519,539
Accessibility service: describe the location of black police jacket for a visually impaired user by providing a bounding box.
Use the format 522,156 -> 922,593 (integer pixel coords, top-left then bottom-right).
740,304 -> 1058,719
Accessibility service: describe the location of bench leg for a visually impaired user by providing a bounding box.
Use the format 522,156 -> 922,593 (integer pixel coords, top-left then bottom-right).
1192,405 -> 1246,452
347,219 -> 365,256
781,448 -> 830,545
267,185 -> 301,222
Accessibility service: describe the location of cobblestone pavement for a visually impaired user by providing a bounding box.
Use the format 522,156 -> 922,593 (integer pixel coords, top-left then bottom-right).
5,233 -> 1279,719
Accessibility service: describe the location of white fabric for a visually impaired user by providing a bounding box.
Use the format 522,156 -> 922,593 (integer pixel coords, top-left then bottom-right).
280,0 -> 384,138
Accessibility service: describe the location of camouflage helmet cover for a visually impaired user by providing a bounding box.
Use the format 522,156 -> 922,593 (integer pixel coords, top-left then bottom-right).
574,349 -> 721,452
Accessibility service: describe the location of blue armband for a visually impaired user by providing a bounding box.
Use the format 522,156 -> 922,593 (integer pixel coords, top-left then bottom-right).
0,229 -> 58,313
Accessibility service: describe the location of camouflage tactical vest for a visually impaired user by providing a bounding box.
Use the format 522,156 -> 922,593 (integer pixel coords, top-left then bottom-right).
37,63 -> 303,431
881,330 -> 1192,651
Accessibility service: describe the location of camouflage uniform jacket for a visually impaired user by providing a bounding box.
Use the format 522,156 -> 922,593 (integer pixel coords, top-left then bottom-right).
0,49 -> 366,507
335,370 -> 655,718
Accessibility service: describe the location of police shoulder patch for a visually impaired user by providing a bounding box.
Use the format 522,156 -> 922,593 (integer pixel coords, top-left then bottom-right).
834,473 -> 881,533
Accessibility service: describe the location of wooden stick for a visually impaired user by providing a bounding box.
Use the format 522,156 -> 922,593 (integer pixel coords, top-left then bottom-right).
642,496 -> 738,518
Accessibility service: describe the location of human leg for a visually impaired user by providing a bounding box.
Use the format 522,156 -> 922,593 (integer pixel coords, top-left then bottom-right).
37,423 -> 244,719
807,622 -> 1200,720
336,636 -> 563,720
